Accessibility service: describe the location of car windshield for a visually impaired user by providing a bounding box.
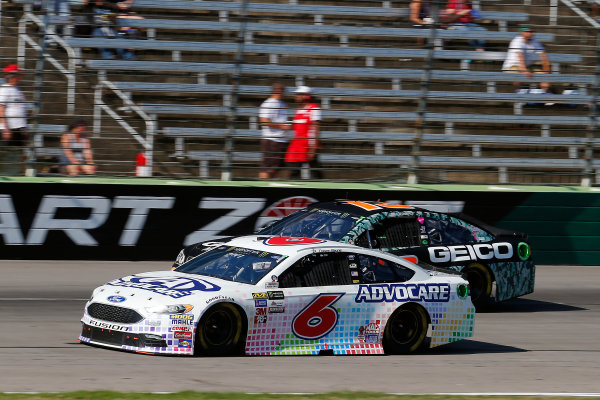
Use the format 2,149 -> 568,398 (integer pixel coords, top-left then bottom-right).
175,245 -> 287,285
258,209 -> 357,241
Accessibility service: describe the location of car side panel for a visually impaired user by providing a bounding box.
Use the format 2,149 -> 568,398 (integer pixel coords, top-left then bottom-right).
244,282 -> 475,355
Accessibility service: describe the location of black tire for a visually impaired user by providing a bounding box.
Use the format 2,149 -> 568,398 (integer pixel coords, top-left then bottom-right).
463,263 -> 493,309
195,303 -> 245,356
383,304 -> 428,354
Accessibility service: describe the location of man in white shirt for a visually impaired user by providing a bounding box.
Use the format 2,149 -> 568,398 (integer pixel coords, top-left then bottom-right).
0,64 -> 28,175
258,82 -> 290,179
502,25 -> 551,92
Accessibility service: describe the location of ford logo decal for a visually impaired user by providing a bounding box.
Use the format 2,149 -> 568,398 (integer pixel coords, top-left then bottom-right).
107,295 -> 126,303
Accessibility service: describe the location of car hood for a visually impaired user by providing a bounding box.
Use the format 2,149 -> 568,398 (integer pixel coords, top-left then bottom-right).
91,270 -> 244,307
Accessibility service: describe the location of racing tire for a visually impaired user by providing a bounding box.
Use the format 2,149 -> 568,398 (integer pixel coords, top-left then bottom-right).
195,303 -> 246,356
383,304 -> 428,355
463,263 -> 493,309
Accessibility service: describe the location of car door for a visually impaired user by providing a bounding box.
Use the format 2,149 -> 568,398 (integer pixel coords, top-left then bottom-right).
275,250 -> 357,349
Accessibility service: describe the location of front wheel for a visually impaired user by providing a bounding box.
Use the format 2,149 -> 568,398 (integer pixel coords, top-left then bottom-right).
463,263 -> 492,309
195,303 -> 245,356
383,304 -> 428,354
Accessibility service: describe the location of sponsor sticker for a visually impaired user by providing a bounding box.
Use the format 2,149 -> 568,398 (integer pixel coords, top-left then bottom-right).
252,292 -> 267,299
170,326 -> 191,332
428,242 -> 514,263
355,283 -> 450,303
170,314 -> 193,320
178,339 -> 192,348
255,299 -> 267,307
174,332 -> 193,339
267,291 -> 284,300
268,307 -> 285,313
256,307 -> 267,316
171,319 -> 193,326
254,315 -> 268,325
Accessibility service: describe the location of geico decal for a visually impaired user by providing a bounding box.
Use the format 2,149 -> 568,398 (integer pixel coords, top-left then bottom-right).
428,242 -> 513,263
355,283 -> 450,303
88,319 -> 130,331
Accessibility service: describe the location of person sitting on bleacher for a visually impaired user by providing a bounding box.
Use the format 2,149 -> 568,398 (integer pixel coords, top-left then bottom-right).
443,0 -> 487,52
60,119 -> 97,175
409,0 -> 433,26
502,25 -> 551,93
88,0 -> 141,60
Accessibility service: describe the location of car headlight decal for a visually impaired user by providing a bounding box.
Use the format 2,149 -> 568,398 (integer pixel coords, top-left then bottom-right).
145,304 -> 194,314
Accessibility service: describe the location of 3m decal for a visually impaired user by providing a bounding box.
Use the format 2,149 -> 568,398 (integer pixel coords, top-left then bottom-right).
428,242 -> 514,263
108,275 -> 220,298
355,283 -> 450,303
292,293 -> 344,340
263,237 -> 325,246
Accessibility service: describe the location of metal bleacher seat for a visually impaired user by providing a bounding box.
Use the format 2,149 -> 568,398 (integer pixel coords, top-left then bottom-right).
116,18 -> 555,44
67,38 -> 580,71
181,150 -> 598,180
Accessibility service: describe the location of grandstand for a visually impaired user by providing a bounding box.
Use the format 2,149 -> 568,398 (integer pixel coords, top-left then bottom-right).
1,0 -> 599,184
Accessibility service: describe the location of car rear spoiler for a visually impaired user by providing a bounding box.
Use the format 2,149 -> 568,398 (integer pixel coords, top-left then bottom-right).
455,213 -> 529,240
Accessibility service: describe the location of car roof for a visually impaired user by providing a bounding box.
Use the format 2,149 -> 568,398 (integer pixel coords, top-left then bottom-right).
224,235 -> 361,256
306,200 -> 421,217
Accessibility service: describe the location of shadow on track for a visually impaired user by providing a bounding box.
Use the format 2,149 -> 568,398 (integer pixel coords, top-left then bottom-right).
424,339 -> 527,355
481,298 -> 586,313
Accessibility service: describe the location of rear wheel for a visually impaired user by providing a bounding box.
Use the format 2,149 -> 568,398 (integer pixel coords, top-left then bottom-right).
383,304 -> 428,354
195,303 -> 245,356
463,263 -> 492,309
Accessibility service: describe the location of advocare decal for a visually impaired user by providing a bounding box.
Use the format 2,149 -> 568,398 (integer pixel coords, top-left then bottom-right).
355,283 -> 450,303
108,275 -> 221,298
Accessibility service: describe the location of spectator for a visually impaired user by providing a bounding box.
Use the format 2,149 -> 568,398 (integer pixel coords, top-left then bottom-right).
502,25 -> 551,92
259,82 -> 291,179
409,0 -> 433,26
444,0 -> 487,51
88,0 -> 140,60
0,64 -> 28,176
60,119 -> 97,175
285,86 -> 322,180
587,0 -> 600,20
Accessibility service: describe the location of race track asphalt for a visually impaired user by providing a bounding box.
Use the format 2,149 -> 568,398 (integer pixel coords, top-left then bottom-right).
1,260 -> 599,394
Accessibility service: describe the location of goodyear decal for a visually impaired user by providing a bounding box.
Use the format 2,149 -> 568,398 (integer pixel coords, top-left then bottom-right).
355,283 -> 450,303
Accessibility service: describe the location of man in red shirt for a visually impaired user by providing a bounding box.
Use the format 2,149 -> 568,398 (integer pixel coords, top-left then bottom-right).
285,86 -> 322,179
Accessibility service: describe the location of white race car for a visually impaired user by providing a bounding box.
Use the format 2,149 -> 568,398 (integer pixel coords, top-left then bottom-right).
80,236 -> 475,356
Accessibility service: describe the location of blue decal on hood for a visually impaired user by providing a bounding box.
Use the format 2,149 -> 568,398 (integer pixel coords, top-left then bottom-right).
107,275 -> 221,298
107,295 -> 126,303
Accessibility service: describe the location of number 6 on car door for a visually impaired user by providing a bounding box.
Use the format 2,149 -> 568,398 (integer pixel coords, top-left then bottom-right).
292,293 -> 344,340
